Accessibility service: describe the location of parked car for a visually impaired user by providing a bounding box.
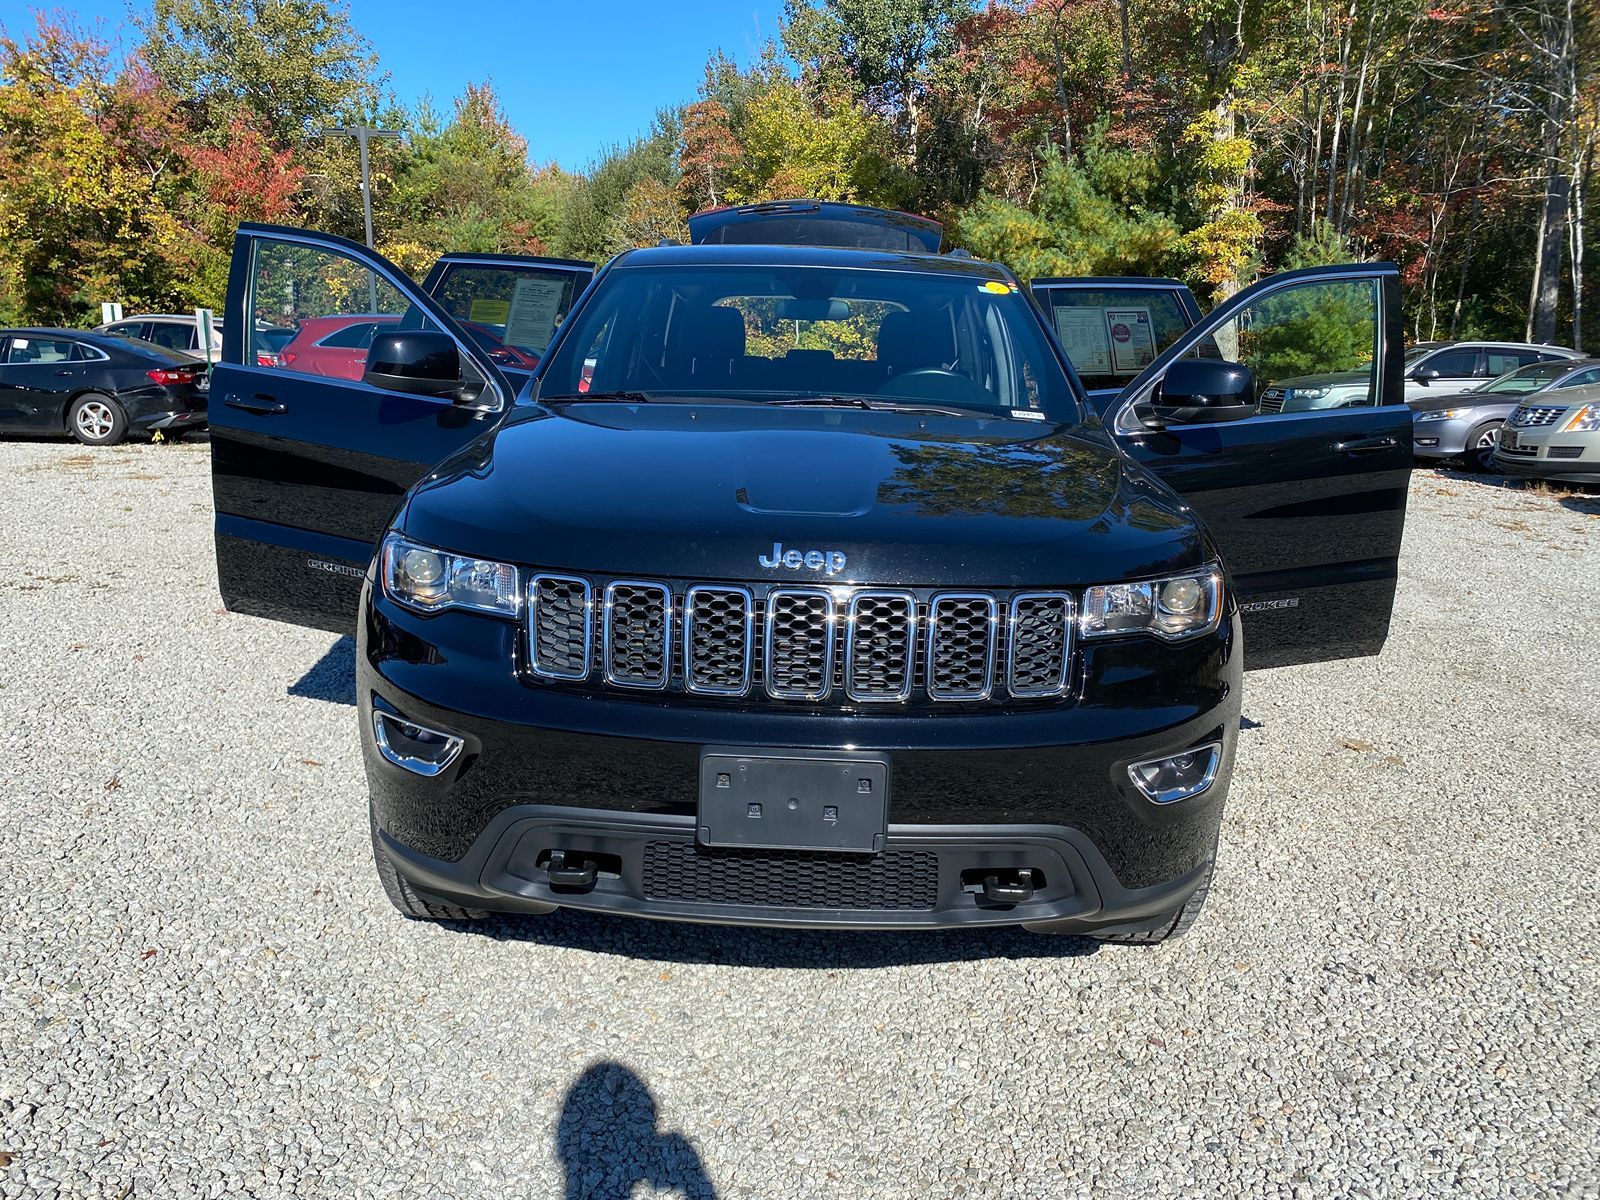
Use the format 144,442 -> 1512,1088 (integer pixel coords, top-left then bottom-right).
0,328 -> 208,445
98,313 -> 222,358
1412,357 -> 1600,470
275,315 -> 400,380
1492,383 -> 1600,484
208,223 -> 1413,943
1401,340 -> 1582,400
688,199 -> 944,253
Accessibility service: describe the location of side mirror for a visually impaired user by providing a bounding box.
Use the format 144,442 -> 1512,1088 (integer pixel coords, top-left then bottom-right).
1410,366 -> 1440,385
1149,358 -> 1256,425
363,330 -> 461,398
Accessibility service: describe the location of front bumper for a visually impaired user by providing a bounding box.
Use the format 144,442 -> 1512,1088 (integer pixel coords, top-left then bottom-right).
358,588 -> 1241,931
1493,443 -> 1600,483
1411,417 -> 1474,458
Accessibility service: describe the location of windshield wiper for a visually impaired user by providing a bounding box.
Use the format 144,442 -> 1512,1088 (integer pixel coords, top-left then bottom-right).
770,395 -> 999,419
546,390 -> 657,403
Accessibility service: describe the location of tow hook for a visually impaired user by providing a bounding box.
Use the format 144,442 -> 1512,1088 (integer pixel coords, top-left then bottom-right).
982,870 -> 1035,904
545,850 -> 599,890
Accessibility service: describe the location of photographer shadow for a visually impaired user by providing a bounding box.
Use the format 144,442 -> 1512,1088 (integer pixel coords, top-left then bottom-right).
557,1062 -> 717,1199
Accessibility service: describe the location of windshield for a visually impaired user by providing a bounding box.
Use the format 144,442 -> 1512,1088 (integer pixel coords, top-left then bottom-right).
538,263 -> 1077,419
429,262 -> 588,364
1033,287 -> 1196,391
1478,362 -> 1567,394
1402,345 -> 1437,366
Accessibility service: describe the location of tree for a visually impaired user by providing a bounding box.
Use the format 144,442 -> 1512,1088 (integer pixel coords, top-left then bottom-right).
138,0 -> 379,141
724,77 -> 890,204
679,96 -> 740,211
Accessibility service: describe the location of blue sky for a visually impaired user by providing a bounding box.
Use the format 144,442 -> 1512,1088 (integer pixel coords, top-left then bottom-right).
8,0 -> 788,168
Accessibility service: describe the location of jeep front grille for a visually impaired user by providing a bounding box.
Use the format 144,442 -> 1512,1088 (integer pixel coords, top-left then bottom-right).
524,576 -> 1076,706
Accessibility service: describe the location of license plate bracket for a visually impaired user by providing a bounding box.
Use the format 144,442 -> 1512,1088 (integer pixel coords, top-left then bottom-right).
698,748 -> 889,854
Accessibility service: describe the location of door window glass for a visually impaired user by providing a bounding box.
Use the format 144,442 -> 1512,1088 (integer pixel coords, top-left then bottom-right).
5,337 -> 76,364
1484,350 -> 1551,376
1421,348 -> 1478,377
143,323 -> 192,352
429,264 -> 587,365
246,239 -> 488,403
1173,278 -> 1380,417
1034,287 -> 1195,391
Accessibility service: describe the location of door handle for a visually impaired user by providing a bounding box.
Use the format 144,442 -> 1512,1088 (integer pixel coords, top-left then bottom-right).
54,369 -> 74,376
1333,435 -> 1398,455
224,393 -> 287,415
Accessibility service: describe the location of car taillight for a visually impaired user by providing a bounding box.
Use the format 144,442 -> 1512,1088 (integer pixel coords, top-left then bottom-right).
147,368 -> 199,385
257,352 -> 284,367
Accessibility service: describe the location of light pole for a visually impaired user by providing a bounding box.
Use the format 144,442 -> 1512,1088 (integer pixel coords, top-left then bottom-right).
317,125 -> 403,248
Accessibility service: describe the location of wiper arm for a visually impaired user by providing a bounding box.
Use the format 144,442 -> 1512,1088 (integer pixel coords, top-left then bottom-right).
769,395 -> 997,419
768,395 -> 874,409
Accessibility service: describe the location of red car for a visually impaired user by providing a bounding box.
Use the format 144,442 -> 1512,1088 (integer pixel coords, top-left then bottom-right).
278,315 -> 399,380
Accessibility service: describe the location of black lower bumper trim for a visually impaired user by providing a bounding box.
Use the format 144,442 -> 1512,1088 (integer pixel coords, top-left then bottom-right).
377,804 -> 1211,933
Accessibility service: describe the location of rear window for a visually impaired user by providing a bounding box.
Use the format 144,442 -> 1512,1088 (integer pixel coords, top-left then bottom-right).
1033,288 -> 1197,391
539,263 -> 1077,420
690,207 -> 942,254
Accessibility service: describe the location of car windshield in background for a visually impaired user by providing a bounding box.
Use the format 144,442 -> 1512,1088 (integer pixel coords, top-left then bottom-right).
538,264 -> 1077,420
1033,288 -> 1197,392
1477,362 -> 1569,394
428,263 -> 585,366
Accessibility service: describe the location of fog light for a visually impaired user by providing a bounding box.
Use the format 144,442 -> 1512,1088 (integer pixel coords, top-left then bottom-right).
1127,742 -> 1222,804
372,711 -> 464,777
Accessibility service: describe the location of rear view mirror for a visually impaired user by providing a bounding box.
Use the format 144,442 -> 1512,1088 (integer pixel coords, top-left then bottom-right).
776,298 -> 849,322
1149,359 -> 1256,425
364,330 -> 461,399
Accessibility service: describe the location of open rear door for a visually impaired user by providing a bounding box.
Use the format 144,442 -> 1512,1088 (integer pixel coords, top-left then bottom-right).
210,224 -> 515,633
1105,264 -> 1412,669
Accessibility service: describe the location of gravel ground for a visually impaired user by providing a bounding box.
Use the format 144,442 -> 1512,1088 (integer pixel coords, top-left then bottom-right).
1,437 -> 1597,1200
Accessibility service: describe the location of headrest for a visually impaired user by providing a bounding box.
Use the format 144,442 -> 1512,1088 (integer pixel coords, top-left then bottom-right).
876,310 -> 953,371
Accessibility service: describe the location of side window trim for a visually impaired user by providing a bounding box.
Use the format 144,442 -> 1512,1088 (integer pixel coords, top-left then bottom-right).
239,227 -> 510,414
1109,266 -> 1398,436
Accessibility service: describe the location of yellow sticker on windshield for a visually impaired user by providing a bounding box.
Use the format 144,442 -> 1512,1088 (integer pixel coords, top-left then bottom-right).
981,281 -> 1014,294
468,299 -> 511,324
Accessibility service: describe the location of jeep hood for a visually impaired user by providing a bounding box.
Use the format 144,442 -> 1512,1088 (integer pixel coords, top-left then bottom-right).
401,404 -> 1205,586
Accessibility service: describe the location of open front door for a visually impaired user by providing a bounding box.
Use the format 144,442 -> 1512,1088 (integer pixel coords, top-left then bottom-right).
1107,265 -> 1412,670
210,224 -> 515,633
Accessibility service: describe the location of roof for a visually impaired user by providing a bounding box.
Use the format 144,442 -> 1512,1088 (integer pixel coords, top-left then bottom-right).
609,241 -> 1013,280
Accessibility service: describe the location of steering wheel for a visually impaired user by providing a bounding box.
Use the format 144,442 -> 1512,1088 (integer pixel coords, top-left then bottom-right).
879,367 -> 996,406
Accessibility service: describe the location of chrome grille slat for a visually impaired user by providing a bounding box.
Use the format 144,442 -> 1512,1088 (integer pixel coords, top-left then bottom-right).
845,591 -> 916,702
528,577 -> 1074,704
1258,389 -> 1286,414
1007,593 -> 1074,698
926,594 -> 998,701
684,585 -> 753,696
764,588 -> 836,700
528,573 -> 592,680
603,581 -> 671,689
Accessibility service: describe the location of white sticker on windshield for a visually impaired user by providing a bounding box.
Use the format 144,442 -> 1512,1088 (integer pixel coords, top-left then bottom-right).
1105,307 -> 1157,374
1053,309 -> 1112,374
503,277 -> 568,354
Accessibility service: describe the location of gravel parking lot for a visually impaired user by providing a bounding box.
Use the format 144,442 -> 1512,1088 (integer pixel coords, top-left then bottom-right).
1,437 -> 1597,1199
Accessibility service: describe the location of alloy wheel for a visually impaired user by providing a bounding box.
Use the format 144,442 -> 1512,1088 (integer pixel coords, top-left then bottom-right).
76,400 -> 116,441
1473,424 -> 1502,471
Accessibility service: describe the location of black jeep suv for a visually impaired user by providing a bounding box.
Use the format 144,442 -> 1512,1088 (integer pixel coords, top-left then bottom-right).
209,224 -> 1410,942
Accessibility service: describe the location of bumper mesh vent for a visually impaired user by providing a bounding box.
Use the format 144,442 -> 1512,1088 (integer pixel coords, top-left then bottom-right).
604,581 -> 670,688
642,841 -> 939,910
927,595 -> 997,700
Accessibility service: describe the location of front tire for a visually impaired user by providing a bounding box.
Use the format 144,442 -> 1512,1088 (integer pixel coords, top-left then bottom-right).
370,813 -> 488,921
1465,421 -> 1503,472
1090,864 -> 1214,945
69,393 -> 128,446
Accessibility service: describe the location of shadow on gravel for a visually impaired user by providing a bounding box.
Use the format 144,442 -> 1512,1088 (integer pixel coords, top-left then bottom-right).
1558,491 -> 1600,514
557,1062 -> 717,1199
455,907 -> 1100,969
288,636 -> 356,705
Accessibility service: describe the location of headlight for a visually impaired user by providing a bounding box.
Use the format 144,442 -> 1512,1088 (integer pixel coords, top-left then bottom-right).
1415,408 -> 1469,422
381,532 -> 520,618
1289,387 -> 1330,400
1563,405 -> 1600,433
1081,566 -> 1223,641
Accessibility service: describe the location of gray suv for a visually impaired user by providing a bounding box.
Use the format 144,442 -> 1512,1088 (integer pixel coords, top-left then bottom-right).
1412,357 -> 1600,470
